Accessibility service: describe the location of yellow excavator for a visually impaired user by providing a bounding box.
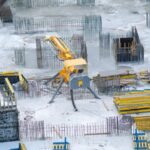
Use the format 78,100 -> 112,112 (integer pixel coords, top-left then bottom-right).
45,36 -> 100,111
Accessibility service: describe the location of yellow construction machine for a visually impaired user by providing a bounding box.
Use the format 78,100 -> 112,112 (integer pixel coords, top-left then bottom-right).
45,36 -> 100,111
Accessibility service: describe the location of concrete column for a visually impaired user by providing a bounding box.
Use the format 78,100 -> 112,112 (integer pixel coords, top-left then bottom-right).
84,15 -> 102,41
83,16 -> 102,76
36,38 -> 43,68
146,12 -> 150,28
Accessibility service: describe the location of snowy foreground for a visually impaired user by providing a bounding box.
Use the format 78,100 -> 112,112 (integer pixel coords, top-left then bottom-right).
1,135 -> 133,150
1,0 -> 150,150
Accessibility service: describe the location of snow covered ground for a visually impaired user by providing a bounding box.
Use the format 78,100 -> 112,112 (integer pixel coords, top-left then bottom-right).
0,0 -> 150,150
17,95 -> 117,124
0,135 -> 133,150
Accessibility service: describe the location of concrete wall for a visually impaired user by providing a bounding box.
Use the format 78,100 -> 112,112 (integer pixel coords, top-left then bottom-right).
84,15 -> 102,41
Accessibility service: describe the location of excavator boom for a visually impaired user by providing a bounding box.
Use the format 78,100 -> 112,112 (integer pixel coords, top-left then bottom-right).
47,36 -> 75,60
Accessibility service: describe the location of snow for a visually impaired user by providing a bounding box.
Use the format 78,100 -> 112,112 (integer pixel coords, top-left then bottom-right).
17,95 -> 117,124
0,135 -> 133,150
0,0 -> 150,149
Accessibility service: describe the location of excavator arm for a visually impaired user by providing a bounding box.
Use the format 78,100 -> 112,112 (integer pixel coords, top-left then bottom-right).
46,36 -> 75,61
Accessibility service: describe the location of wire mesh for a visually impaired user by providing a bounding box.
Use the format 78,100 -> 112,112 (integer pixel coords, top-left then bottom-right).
13,0 -> 96,8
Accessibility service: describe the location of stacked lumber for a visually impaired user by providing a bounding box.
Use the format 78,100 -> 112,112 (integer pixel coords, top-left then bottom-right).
134,116 -> 150,131
114,90 -> 150,114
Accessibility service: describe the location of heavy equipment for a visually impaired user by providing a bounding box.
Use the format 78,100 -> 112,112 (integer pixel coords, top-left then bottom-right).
45,36 -> 100,111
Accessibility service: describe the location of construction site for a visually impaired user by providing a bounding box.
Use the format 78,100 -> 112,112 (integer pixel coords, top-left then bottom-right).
0,0 -> 150,150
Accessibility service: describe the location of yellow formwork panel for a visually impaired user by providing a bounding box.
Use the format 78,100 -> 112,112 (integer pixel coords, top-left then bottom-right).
134,116 -> 150,131
114,95 -> 150,101
0,71 -> 18,76
18,73 -> 29,92
119,109 -> 150,114
114,90 -> 150,97
114,98 -> 150,104
5,78 -> 15,95
120,74 -> 137,79
114,90 -> 150,114
20,143 -> 27,150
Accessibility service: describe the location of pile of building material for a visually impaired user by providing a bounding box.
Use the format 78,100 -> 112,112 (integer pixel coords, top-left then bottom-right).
134,116 -> 150,130
114,90 -> 150,114
93,70 -> 137,94
138,70 -> 150,83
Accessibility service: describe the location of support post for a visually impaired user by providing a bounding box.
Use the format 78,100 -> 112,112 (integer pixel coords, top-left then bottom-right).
87,87 -> 100,99
49,78 -> 64,104
70,89 -> 78,111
